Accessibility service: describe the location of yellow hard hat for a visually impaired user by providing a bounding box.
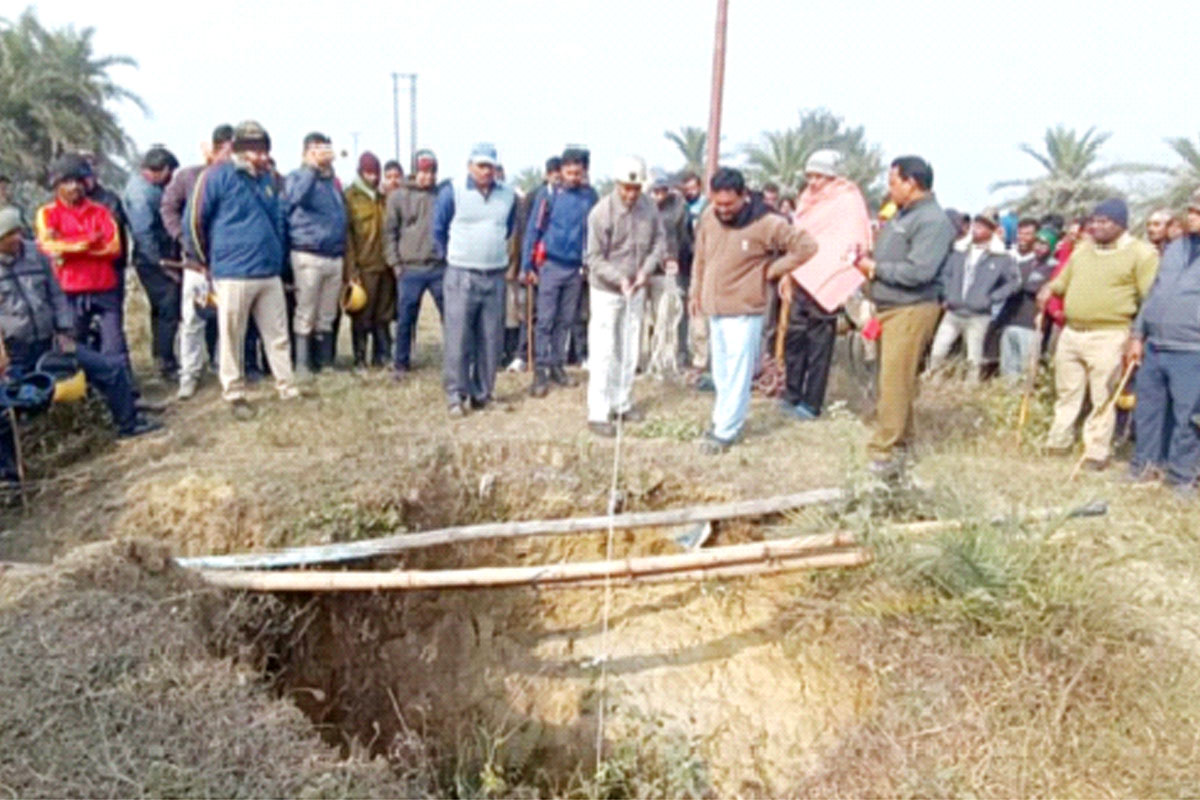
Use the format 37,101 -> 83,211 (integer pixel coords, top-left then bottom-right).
878,200 -> 898,221
1115,391 -> 1136,411
341,281 -> 367,313
53,369 -> 87,403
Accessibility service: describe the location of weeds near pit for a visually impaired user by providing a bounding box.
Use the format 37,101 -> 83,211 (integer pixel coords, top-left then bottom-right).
629,415 -> 705,442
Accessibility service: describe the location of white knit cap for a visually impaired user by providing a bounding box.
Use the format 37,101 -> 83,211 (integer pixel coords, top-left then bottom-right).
804,149 -> 841,178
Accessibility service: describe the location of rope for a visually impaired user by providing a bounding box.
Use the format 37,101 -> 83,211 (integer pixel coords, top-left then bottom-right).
594,286 -> 638,775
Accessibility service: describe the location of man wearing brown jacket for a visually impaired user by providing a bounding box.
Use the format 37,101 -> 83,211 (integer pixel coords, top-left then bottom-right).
690,168 -> 818,453
344,152 -> 393,369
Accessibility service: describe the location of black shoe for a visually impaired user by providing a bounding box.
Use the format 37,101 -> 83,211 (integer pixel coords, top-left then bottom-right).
588,421 -> 616,438
469,396 -> 490,411
549,365 -> 577,387
119,416 -> 165,438
530,367 -> 550,398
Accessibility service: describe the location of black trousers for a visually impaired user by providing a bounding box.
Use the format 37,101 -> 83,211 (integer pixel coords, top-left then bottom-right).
783,294 -> 837,414
134,261 -> 181,372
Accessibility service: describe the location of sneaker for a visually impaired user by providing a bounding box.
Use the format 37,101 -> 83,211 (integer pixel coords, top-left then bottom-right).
278,385 -> 301,401
506,358 -> 526,373
698,433 -> 732,455
119,416 -> 165,438
230,399 -> 254,421
549,365 -> 578,387
448,403 -> 466,418
780,401 -> 817,421
588,421 -> 616,438
176,379 -> 198,401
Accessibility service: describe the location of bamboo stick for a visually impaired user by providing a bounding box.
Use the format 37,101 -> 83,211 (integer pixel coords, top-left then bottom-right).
196,532 -> 864,594
176,487 -> 847,571
551,548 -> 873,589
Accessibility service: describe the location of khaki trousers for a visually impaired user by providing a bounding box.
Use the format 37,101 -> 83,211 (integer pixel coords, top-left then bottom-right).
1045,326 -> 1127,461
869,302 -> 941,460
291,251 -> 343,335
215,277 -> 294,402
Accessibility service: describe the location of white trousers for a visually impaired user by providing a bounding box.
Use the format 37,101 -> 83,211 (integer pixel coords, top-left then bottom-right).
214,277 -> 294,401
587,286 -> 645,423
291,251 -> 343,335
179,269 -> 212,385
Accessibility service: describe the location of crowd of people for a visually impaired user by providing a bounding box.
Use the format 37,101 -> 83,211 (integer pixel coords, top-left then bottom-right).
2,119 -> 1200,500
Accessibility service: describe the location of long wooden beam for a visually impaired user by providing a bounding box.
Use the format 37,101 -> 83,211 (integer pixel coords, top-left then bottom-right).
175,487 -> 847,571
196,533 -> 867,593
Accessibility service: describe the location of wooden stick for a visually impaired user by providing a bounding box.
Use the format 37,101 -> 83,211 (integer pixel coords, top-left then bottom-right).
774,287 -> 792,367
1015,313 -> 1044,446
196,536 -> 868,593
564,548 -> 872,588
0,336 -> 28,512
175,487 -> 847,571
1069,359 -> 1136,481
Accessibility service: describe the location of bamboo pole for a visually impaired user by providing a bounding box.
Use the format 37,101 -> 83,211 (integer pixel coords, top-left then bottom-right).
175,486 -> 847,571
565,548 -> 872,588
197,535 -> 867,593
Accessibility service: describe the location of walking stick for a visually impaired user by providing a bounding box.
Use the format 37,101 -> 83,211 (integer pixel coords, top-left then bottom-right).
1015,313 -> 1044,446
1068,359 -> 1136,481
524,281 -> 534,371
0,337 -> 28,511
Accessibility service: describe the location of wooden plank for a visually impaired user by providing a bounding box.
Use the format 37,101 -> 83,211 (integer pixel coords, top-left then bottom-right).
176,487 -> 847,571
195,532 -> 863,592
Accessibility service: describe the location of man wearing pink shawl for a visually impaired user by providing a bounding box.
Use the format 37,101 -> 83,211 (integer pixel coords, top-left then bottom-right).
779,150 -> 872,418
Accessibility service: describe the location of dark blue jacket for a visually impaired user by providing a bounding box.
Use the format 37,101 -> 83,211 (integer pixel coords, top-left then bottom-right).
0,240 -> 73,352
284,166 -> 347,256
122,173 -> 176,268
184,161 -> 286,280
521,183 -> 598,272
1134,235 -> 1200,351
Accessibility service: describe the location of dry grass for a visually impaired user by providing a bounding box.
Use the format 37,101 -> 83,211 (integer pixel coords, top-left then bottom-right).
2,293 -> 1200,797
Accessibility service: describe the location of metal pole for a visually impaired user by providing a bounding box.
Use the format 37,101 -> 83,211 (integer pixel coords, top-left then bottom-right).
391,72 -> 400,163
704,0 -> 728,194
408,74 -> 417,170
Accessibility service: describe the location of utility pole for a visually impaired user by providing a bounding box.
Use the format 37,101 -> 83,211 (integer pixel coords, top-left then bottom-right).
350,131 -> 361,160
705,0 -> 728,194
392,72 -> 418,169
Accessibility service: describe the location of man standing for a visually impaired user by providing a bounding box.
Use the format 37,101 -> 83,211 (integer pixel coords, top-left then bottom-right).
285,132 -> 347,378
1124,192 -> 1200,496
852,156 -> 956,474
998,227 -> 1057,380
382,161 -> 404,196
1146,208 -> 1173,255
343,151 -> 393,370
162,124 -> 233,399
384,149 -> 445,379
928,208 -> 1018,378
523,148 -> 597,397
507,157 -> 563,372
690,167 -> 818,453
186,120 -> 297,417
124,146 -> 181,381
584,156 -> 663,436
0,207 -> 160,486
780,149 -> 872,420
645,171 -> 690,376
35,155 -> 124,356
433,143 -> 516,416
1037,198 -> 1158,469
680,170 -> 707,371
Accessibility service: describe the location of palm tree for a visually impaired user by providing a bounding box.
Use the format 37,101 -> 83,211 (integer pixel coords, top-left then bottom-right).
989,126 -> 1126,218
0,9 -> 143,192
513,166 -> 543,196
1153,134 -> 1200,210
664,126 -> 707,176
741,108 -> 885,205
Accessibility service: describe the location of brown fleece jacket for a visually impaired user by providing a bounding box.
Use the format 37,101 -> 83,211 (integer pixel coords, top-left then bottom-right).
690,200 -> 818,316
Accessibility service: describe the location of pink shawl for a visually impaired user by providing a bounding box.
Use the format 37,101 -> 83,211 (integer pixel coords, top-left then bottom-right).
790,177 -> 872,312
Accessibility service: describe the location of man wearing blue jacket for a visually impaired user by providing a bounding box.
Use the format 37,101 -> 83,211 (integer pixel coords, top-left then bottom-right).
433,143 -> 516,417
1125,191 -> 1200,497
285,132 -> 347,377
522,147 -> 597,397
185,121 -> 297,418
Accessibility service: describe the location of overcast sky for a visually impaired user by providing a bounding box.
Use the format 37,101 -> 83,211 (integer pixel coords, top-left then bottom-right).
29,0 -> 1200,210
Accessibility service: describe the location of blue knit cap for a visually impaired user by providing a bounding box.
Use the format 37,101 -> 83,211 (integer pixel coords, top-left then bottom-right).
1092,198 -> 1128,228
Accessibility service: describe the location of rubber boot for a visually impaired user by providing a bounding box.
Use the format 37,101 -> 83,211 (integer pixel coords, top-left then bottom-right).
317,332 -> 335,372
294,335 -> 312,381
530,366 -> 550,398
372,325 -> 392,368
352,329 -> 368,372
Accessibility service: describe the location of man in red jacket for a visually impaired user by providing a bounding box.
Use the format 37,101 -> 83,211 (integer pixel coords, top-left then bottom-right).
34,154 -> 124,356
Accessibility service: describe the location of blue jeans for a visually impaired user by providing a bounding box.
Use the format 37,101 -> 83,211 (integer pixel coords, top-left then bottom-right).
1132,344 -> 1200,485
534,262 -> 583,368
394,269 -> 445,369
1000,325 -> 1040,379
709,314 -> 764,442
69,290 -> 127,358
